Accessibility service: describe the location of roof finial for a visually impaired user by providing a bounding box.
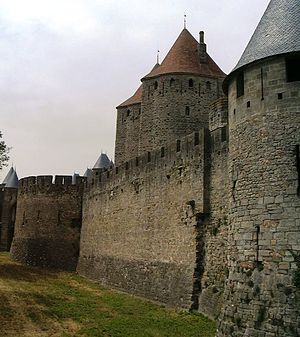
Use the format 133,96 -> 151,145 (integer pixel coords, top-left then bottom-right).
157,50 -> 160,64
184,14 -> 187,29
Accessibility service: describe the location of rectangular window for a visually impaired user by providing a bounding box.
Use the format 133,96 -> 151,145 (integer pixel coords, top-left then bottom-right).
286,56 -> 300,82
236,72 -> 244,98
176,140 -> 181,152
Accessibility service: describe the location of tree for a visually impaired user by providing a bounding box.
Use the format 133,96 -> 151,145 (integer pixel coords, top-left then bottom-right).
0,131 -> 10,170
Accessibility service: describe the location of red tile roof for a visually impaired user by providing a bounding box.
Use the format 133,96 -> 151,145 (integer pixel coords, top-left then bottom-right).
117,85 -> 142,108
143,29 -> 225,79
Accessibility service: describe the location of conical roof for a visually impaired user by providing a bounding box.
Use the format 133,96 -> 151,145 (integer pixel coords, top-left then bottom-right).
5,169 -> 18,188
84,168 -> 93,180
117,85 -> 142,108
93,153 -> 111,170
117,63 -> 160,108
233,0 -> 300,72
2,167 -> 14,185
143,29 -> 225,79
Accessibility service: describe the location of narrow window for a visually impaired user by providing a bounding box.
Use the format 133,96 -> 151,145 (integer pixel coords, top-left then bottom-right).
236,72 -> 244,98
185,106 -> 190,116
154,81 -> 158,90
286,55 -> 300,82
125,162 -> 129,170
247,101 -> 251,108
221,126 -> 227,142
127,109 -> 130,116
189,79 -> 194,88
147,152 -> 151,162
170,78 -> 175,87
107,171 -> 110,178
176,140 -> 181,152
194,132 -> 200,146
135,157 -> 139,166
206,81 -> 211,90
161,147 -> 165,158
115,167 -> 119,174
278,93 -> 283,100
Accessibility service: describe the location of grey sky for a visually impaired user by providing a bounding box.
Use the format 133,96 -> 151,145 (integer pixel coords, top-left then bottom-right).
0,0 -> 270,181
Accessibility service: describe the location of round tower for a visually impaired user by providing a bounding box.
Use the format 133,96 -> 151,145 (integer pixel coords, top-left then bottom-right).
11,175 -> 85,271
219,0 -> 300,336
138,29 -> 225,155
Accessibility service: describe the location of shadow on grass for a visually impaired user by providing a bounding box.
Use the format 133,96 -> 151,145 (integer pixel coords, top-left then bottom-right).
0,263 -> 58,282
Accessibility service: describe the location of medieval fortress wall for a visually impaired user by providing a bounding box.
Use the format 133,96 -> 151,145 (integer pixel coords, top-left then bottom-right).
5,1 -> 300,336
11,175 -> 85,270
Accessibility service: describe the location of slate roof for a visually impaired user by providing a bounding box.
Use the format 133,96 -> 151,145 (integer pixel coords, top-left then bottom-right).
2,167 -> 14,185
143,29 -> 225,79
93,153 -> 111,170
233,0 -> 300,72
5,169 -> 18,188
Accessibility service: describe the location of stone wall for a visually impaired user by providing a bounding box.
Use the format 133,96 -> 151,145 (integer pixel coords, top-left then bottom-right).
218,56 -> 300,336
78,130 -> 208,309
10,175 -> 85,271
198,98 -> 229,319
138,74 -> 224,157
115,103 -> 142,166
0,187 -> 17,251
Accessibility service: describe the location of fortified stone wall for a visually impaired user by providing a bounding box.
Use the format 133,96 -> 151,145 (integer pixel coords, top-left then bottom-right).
138,74 -> 224,157
78,130 -> 209,309
218,56 -> 300,336
0,187 -> 17,251
115,102 -> 142,165
198,97 -> 229,319
11,175 -> 85,270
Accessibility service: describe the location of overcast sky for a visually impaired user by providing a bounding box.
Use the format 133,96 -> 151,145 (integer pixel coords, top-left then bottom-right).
0,0 -> 270,181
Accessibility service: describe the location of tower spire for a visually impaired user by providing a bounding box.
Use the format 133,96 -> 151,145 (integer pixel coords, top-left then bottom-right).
156,50 -> 160,64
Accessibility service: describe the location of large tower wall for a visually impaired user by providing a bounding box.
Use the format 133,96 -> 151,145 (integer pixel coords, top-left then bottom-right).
138,74 -> 223,156
11,175 -> 85,270
0,187 -> 17,251
218,56 -> 300,336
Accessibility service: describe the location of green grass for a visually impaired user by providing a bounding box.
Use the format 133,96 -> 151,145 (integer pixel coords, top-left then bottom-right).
0,253 -> 216,337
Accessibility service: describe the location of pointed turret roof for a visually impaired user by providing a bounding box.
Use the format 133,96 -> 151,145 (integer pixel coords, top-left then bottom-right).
2,167 -> 14,185
5,169 -> 18,188
93,153 -> 111,170
143,29 -> 225,79
84,168 -> 93,180
233,0 -> 300,72
117,63 -> 160,108
117,85 -> 142,108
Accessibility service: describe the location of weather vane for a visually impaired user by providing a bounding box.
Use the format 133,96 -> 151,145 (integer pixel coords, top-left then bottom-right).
184,14 -> 187,29
157,49 -> 160,64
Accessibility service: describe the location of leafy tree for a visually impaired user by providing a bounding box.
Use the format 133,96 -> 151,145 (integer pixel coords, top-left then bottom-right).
0,131 -> 10,170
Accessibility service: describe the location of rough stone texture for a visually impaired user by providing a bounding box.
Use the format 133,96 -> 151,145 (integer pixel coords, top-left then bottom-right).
138,74 -> 224,158
198,98 -> 229,319
115,74 -> 224,165
78,131 -> 207,308
0,187 -> 17,251
115,103 -> 142,166
218,57 -> 300,336
11,175 -> 85,271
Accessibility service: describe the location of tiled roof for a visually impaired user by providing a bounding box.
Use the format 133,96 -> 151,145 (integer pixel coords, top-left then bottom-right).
233,0 -> 300,72
117,64 -> 161,108
117,85 -> 142,108
143,29 -> 225,79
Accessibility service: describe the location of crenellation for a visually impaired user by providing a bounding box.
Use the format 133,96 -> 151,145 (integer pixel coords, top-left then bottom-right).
6,5 -> 300,336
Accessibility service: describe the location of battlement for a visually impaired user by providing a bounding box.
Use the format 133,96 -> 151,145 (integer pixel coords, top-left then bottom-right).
19,175 -> 86,195
89,129 -> 206,193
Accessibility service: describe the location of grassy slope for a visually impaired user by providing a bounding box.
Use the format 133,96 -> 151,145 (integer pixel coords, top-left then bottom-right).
0,253 -> 216,337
